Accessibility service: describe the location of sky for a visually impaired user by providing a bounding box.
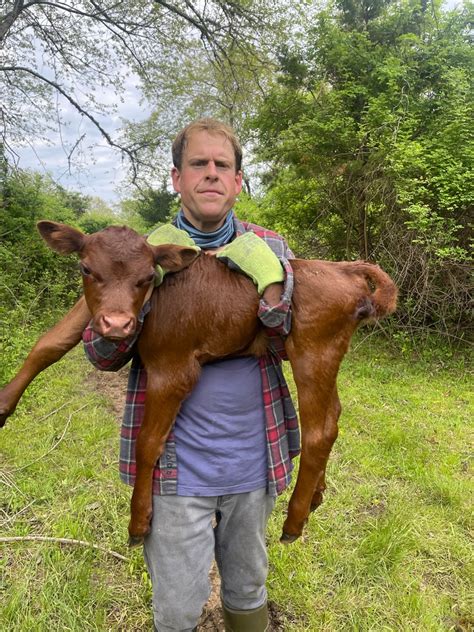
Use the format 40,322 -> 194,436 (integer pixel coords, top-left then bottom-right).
13,77 -> 154,208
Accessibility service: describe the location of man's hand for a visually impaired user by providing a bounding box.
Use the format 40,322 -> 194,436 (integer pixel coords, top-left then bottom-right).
262,282 -> 283,307
204,247 -> 225,255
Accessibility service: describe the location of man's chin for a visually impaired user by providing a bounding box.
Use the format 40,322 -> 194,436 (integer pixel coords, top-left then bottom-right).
184,207 -> 233,231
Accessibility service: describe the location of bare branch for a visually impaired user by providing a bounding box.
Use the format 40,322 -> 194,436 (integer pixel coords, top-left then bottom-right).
0,0 -> 25,41
0,535 -> 128,562
2,64 -> 142,176
1,0 -> 287,191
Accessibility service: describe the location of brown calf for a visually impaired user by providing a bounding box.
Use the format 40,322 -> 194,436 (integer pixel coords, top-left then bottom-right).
0,221 -> 397,545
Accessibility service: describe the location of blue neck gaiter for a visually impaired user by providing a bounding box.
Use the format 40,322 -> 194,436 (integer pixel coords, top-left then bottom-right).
175,210 -> 235,249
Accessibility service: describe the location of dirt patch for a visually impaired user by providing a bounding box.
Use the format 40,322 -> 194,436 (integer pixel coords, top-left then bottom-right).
90,367 -> 287,630
88,366 -> 129,420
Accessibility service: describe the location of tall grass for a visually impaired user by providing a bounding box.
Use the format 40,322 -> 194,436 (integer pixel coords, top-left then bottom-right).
1,337 -> 472,630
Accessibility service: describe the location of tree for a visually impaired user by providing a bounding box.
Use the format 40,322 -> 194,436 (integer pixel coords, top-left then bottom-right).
120,181 -> 178,229
0,0 -> 282,183
251,0 -> 473,335
120,2 -> 310,190
0,168 -> 82,326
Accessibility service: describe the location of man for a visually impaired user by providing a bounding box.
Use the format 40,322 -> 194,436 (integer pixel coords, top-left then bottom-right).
83,119 -> 300,631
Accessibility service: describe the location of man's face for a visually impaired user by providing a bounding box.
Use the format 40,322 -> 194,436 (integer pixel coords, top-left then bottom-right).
171,130 -> 243,232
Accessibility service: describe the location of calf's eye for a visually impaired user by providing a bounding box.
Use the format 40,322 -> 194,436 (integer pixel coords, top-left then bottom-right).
80,264 -> 92,276
136,272 -> 155,287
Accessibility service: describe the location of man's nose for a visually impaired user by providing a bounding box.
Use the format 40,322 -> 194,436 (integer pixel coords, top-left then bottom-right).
205,161 -> 218,179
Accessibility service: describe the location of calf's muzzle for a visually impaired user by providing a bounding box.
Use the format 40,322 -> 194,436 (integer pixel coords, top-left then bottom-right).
94,313 -> 137,339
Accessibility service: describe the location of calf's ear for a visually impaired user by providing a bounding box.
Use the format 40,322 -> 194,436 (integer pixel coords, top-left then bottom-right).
37,221 -> 85,254
151,245 -> 200,272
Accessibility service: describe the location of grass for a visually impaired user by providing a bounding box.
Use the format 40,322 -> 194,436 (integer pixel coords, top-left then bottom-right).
268,338 -> 472,631
0,335 -> 472,631
0,352 -> 151,631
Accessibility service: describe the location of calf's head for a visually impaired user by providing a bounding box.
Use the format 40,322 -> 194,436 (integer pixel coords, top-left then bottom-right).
37,221 -> 199,339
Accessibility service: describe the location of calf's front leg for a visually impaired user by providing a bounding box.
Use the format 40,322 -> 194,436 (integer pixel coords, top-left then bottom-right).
0,296 -> 91,426
128,359 -> 201,547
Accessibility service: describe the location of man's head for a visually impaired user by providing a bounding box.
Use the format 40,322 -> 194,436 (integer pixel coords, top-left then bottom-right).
172,119 -> 242,172
171,119 -> 243,232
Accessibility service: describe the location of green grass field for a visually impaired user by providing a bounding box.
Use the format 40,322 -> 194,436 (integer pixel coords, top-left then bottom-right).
1,336 -> 472,631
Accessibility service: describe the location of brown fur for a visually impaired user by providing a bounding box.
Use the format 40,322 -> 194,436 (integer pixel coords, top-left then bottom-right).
0,222 -> 397,544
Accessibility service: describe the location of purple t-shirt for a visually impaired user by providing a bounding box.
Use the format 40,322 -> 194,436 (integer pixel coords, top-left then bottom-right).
174,356 -> 268,496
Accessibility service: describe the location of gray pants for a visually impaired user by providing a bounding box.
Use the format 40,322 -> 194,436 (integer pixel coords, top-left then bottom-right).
143,488 -> 275,632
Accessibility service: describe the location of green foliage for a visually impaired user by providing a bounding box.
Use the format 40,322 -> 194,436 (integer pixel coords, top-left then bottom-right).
0,169 -> 86,381
119,198 -> 151,235
234,192 -> 266,224
122,183 -> 178,229
77,214 -> 116,235
117,183 -> 180,234
55,188 -> 91,217
76,198 -> 121,235
251,0 -> 473,335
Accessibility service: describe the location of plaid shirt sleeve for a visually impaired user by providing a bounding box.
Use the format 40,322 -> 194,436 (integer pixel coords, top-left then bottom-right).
236,220 -> 294,362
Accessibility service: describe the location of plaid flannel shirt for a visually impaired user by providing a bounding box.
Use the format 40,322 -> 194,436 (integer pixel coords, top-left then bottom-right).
82,217 -> 301,497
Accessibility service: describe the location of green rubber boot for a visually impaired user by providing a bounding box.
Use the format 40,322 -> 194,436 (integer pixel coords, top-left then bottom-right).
222,601 -> 269,632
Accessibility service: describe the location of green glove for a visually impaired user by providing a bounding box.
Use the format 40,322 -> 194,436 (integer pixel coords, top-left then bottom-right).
216,232 -> 284,295
147,224 -> 201,285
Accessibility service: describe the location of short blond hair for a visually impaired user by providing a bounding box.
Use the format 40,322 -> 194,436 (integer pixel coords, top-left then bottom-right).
172,118 -> 242,172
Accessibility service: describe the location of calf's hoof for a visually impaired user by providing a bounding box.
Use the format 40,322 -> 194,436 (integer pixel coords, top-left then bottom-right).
128,513 -> 152,548
0,404 -> 14,428
128,534 -> 145,548
280,531 -> 301,545
0,412 -> 12,428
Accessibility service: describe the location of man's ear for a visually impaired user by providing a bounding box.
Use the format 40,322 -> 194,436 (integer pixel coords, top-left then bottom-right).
151,244 -> 200,272
37,221 -> 85,254
171,166 -> 181,194
235,169 -> 243,195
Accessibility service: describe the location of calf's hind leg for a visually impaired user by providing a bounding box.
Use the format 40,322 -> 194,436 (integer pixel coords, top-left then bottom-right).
310,387 -> 341,512
281,348 -> 343,543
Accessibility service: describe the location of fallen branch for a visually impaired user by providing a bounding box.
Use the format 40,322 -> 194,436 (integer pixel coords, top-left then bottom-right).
0,535 -> 128,562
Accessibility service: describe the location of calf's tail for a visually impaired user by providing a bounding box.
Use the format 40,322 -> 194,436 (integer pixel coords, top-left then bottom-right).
349,262 -> 398,321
